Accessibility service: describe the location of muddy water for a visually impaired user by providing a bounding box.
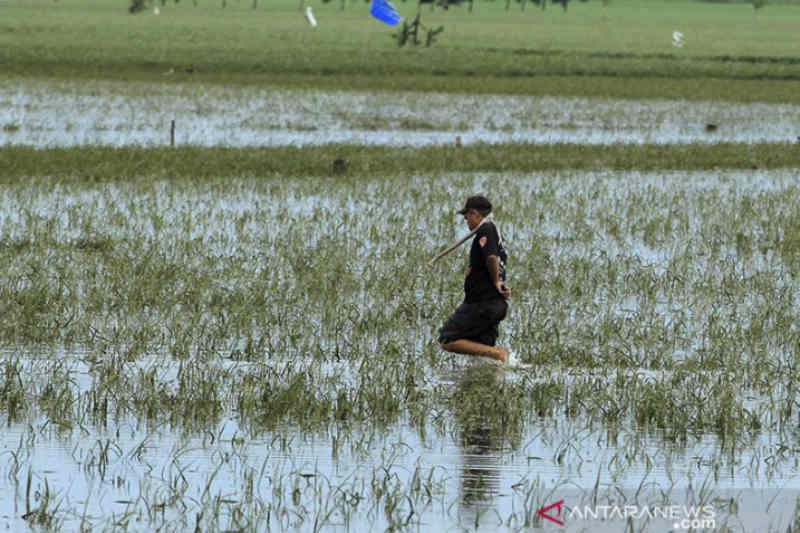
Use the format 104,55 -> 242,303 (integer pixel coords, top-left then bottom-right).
1,80 -> 798,148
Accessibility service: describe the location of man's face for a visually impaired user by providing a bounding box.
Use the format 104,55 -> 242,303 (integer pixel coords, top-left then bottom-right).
464,209 -> 483,231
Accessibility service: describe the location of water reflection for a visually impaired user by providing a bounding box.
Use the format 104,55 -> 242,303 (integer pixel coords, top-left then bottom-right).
460,427 -> 501,519
453,365 -> 506,528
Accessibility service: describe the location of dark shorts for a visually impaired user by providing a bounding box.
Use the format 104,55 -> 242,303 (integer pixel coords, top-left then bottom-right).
438,298 -> 508,347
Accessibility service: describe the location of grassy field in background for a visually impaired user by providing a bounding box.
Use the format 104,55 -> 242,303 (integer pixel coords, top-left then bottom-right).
2,0 -> 800,100
3,143 -> 800,182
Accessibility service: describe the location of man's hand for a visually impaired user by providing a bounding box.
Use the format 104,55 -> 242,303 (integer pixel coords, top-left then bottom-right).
487,255 -> 510,298
495,281 -> 511,299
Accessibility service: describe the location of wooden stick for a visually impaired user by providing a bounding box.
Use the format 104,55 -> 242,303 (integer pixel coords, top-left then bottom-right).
428,213 -> 493,267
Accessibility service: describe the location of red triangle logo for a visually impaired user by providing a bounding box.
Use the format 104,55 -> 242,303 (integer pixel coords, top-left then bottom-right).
537,499 -> 565,526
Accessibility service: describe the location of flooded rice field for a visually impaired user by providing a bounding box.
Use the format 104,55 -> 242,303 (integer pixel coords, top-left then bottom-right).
1,79 -> 799,148
3,169 -> 800,531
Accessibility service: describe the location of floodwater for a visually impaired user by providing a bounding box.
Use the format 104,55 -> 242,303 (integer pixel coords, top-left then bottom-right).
1,355 -> 799,532
1,79 -> 799,147
3,169 -> 800,531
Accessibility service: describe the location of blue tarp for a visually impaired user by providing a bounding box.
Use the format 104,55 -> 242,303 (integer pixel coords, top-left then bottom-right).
370,0 -> 402,26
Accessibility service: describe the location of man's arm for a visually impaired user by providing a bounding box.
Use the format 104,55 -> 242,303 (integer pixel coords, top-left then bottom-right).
486,255 -> 510,298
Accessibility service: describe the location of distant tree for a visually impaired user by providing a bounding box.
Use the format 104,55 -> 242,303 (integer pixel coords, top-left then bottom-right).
129,0 -> 147,13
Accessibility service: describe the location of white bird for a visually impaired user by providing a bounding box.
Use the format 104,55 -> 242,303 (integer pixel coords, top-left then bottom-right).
304,6 -> 318,27
672,31 -> 684,48
154,6 -> 160,15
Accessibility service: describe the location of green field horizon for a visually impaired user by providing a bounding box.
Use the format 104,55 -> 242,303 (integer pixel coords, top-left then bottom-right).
3,0 -> 800,100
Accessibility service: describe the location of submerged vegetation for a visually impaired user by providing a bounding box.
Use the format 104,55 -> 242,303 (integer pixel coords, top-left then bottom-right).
3,169 -> 800,529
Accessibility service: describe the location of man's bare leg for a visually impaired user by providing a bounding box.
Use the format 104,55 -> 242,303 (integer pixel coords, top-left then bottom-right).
441,339 -> 509,363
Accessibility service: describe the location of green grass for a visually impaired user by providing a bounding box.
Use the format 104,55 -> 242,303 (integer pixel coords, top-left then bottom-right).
2,142 -> 800,183
3,0 -> 800,100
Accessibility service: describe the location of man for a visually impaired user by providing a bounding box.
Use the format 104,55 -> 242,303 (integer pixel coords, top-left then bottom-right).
439,195 -> 511,363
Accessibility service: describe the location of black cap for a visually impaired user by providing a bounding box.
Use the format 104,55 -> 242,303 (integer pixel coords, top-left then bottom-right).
457,195 -> 492,215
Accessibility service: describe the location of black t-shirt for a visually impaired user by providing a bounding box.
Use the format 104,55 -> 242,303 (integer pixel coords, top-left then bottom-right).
464,221 -> 508,303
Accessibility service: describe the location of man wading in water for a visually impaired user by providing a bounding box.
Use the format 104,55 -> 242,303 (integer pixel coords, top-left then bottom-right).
439,195 -> 511,363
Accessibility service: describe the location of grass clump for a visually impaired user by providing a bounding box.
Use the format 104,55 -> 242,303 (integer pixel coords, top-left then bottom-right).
238,370 -> 337,431
0,360 -> 28,422
450,366 -> 526,447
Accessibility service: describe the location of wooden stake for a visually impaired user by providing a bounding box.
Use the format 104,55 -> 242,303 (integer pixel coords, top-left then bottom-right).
428,213 -> 493,267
